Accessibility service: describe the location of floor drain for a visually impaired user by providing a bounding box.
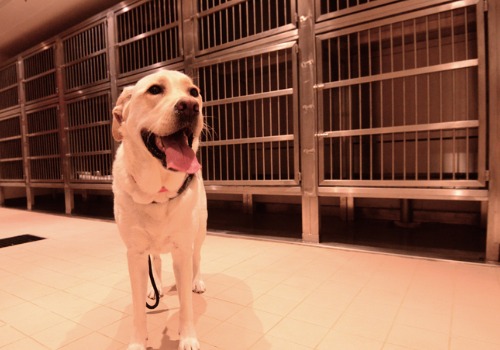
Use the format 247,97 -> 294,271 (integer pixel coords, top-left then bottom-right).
0,234 -> 45,249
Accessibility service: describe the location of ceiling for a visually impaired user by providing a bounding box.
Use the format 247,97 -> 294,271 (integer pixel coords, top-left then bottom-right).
0,0 -> 124,61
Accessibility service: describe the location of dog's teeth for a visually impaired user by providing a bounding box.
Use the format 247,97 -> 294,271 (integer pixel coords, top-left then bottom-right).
155,135 -> 165,152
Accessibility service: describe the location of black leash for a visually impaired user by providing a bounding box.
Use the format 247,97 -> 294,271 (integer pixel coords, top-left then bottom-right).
146,255 -> 160,309
145,173 -> 195,309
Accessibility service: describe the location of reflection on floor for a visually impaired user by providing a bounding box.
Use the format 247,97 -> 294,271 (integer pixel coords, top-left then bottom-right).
4,194 -> 486,263
1,207 -> 499,349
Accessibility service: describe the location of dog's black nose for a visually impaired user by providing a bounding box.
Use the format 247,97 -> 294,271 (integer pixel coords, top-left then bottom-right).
175,99 -> 199,120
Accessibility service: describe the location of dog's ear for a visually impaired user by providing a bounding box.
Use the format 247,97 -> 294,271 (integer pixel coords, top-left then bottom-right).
112,86 -> 133,141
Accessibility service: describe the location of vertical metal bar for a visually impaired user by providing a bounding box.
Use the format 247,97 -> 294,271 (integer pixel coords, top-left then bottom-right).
379,25 -> 384,180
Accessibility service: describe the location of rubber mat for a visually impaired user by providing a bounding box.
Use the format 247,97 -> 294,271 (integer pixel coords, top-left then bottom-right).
0,234 -> 45,248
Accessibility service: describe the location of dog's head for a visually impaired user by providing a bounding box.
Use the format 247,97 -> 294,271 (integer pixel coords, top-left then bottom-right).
112,70 -> 203,174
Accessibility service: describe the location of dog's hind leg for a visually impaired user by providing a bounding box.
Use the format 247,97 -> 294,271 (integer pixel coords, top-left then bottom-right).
147,254 -> 163,300
126,250 -> 149,350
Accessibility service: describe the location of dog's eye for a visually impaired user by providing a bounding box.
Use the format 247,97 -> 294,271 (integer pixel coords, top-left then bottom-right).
147,85 -> 164,95
189,87 -> 199,98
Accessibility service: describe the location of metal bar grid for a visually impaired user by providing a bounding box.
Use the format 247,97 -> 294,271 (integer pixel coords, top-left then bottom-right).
196,0 -> 295,55
62,21 -> 109,92
26,106 -> 62,182
115,0 -> 181,77
0,115 -> 24,181
0,64 -> 19,111
22,46 -> 57,103
65,92 -> 113,182
317,2 -> 485,187
316,0 -> 398,22
196,43 -> 298,185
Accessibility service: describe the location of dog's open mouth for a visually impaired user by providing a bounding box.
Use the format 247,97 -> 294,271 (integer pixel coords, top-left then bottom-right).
141,128 -> 201,174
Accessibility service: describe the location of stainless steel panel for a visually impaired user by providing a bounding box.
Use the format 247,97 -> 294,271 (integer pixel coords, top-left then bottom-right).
22,46 -> 57,103
66,92 -> 113,182
26,106 -> 61,181
316,0 -> 399,22
62,21 -> 109,92
115,0 -> 181,76
0,114 -> 24,180
317,2 -> 486,188
195,43 -> 299,185
0,64 -> 19,111
196,0 -> 296,55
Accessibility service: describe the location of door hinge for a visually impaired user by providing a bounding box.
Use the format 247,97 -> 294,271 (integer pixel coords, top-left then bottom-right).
484,170 -> 490,182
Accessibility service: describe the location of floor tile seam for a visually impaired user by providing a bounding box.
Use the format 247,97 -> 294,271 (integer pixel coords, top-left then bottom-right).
210,288 -> 259,307
30,293 -> 109,323
313,329 -> 385,350
296,273 -> 373,349
223,309 -> 282,334
259,316 -> 328,350
198,321 -> 261,350
0,328 -> 50,350
2,317 -> 82,349
31,320 -> 95,350
0,323 -> 44,348
381,260 -> 422,348
57,330 -> 125,349
0,299 -> 66,324
10,266 -> 90,291
449,265 -> 461,350
448,305 -> 500,345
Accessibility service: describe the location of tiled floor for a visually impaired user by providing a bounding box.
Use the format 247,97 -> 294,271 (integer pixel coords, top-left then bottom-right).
1,207 -> 499,350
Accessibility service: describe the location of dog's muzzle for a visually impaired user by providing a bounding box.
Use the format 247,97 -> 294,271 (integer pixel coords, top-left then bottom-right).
141,127 -> 201,174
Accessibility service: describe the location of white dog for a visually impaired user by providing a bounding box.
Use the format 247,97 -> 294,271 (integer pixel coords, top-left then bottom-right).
112,70 -> 207,350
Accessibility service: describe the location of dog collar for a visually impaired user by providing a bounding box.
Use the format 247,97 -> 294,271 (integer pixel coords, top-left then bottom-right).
151,173 -> 194,204
172,173 -> 194,198
129,173 -> 195,204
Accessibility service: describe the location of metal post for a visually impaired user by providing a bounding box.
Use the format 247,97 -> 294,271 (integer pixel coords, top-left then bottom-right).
400,199 -> 413,224
107,10 -> 120,155
54,39 -> 72,214
242,193 -> 254,214
17,56 -> 32,210
340,196 -> 354,221
486,0 -> 500,262
180,0 -> 197,78
298,1 -> 320,243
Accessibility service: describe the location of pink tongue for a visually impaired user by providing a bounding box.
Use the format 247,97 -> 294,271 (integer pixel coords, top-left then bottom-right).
162,133 -> 201,174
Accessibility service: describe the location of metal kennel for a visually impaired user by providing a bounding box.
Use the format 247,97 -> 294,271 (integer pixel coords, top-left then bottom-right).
0,0 -> 499,261
195,42 -> 300,186
316,0 -> 486,188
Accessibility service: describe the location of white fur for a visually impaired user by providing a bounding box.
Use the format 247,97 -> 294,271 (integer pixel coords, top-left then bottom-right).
112,70 -> 207,350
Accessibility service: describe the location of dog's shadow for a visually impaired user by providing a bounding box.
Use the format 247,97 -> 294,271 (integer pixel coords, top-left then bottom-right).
146,274 -> 270,350
146,284 -> 206,350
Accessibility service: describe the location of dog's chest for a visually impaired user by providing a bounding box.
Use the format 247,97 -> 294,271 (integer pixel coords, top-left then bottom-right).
140,203 -> 193,253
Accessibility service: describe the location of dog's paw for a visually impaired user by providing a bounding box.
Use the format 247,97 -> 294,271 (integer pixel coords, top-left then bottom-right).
178,337 -> 200,350
147,284 -> 164,300
192,279 -> 206,294
127,343 -> 146,350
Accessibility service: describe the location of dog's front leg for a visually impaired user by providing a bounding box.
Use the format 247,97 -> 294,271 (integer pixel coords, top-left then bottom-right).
172,244 -> 199,350
126,250 -> 149,350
